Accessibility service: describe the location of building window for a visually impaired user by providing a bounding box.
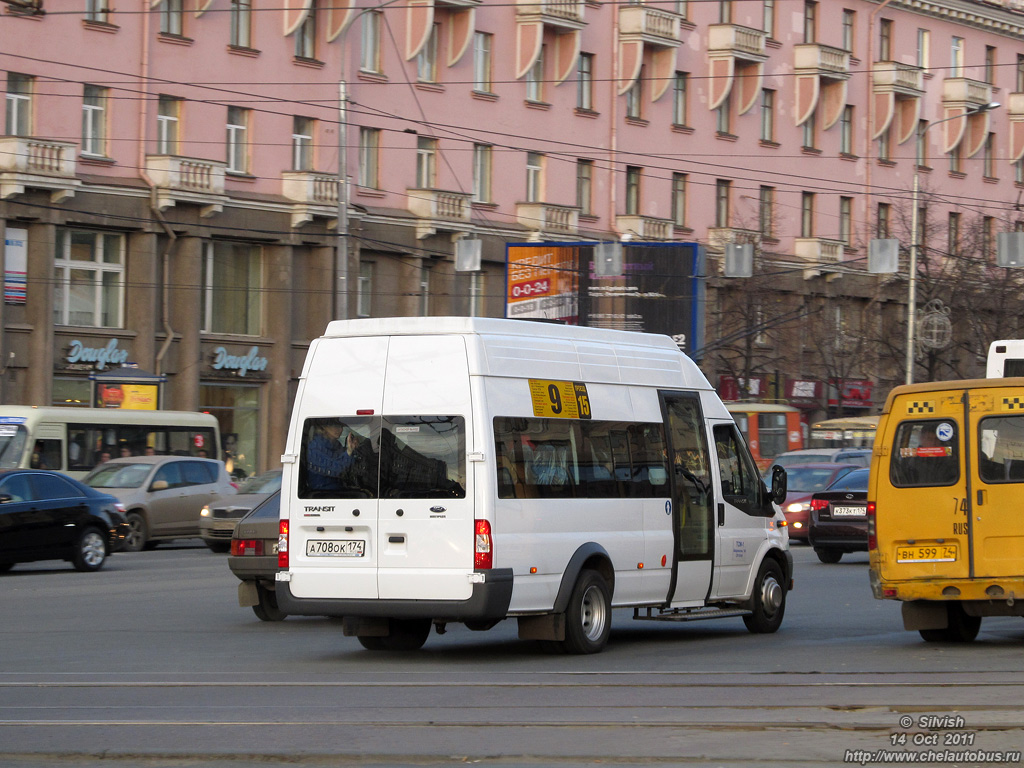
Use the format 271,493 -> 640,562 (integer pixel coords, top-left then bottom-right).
715,180 -> 730,228
292,116 -> 314,171
526,152 -> 544,203
1017,159 -> 1024,186
948,212 -> 960,255
295,0 -> 317,59
53,229 -> 124,328
672,173 -> 687,228
839,196 -> 853,246
841,9 -> 855,53
416,137 -> 437,189
1017,54 -> 1024,92
626,72 -> 643,120
803,1 -> 817,44
86,0 -> 109,23
577,159 -> 593,216
357,261 -> 373,317
984,133 -> 996,179
81,85 -> 108,157
802,111 -> 816,150
950,142 -> 962,174
763,0 -> 775,37
759,186 -> 774,237
5,73 -> 32,137
625,166 -> 641,215
473,32 -> 493,92
879,19 -> 892,62
361,11 -> 382,73
673,72 -> 688,126
801,192 -> 815,237
160,0 -> 183,35
760,89 -> 774,142
916,120 -> 927,167
156,95 -> 180,155
676,1 -> 688,19
202,242 -> 262,335
917,29 -> 930,69
718,0 -> 732,24
878,127 -> 890,162
877,202 -> 891,239
417,23 -> 439,82
358,127 -> 380,188
985,45 -> 996,84
577,53 -> 594,110
983,216 -> 995,260
473,143 -> 492,203
716,94 -> 731,134
526,47 -> 545,102
225,106 -> 249,173
230,0 -> 252,48
840,105 -> 853,154
951,37 -> 964,78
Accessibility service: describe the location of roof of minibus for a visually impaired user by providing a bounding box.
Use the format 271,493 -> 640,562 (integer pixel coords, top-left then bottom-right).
882,377 -> 1024,414
725,402 -> 799,413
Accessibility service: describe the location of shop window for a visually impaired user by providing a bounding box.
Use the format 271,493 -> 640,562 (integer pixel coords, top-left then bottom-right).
53,229 -> 125,328
201,241 -> 262,335
201,383 -> 260,480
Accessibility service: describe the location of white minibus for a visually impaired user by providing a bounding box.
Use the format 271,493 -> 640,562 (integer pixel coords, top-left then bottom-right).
0,406 -> 220,478
987,340 -> 1024,377
277,317 -> 791,654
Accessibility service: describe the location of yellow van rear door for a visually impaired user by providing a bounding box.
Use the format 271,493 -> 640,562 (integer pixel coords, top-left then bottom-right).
969,386 -> 1024,579
879,392 -> 970,582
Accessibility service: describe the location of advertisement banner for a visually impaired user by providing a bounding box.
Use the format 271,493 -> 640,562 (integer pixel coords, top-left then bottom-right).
95,383 -> 160,410
506,245 -> 579,323
4,227 -> 27,305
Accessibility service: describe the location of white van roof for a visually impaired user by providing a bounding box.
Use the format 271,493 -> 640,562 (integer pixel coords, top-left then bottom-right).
318,317 -> 713,391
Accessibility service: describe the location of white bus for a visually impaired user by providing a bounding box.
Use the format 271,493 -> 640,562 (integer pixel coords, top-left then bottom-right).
277,317 -> 792,654
0,406 -> 221,478
987,340 -> 1024,377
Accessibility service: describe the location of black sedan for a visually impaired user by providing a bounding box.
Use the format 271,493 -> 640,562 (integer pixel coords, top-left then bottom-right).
807,468 -> 870,563
228,491 -> 286,621
0,469 -> 129,573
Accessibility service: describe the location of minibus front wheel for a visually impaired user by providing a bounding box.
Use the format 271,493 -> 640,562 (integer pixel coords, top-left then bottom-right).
743,558 -> 786,634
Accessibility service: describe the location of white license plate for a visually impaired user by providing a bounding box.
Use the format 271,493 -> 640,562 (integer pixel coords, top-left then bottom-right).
306,539 -> 365,557
832,505 -> 866,517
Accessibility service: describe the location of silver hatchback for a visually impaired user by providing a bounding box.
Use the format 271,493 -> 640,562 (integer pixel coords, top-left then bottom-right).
83,456 -> 236,551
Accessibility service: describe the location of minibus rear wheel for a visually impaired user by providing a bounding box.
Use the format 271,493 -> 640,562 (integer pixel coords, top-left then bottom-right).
919,603 -> 980,643
380,618 -> 432,651
562,569 -> 612,654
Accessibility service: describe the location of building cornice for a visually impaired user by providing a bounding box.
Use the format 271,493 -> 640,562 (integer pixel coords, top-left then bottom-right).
883,0 -> 1024,39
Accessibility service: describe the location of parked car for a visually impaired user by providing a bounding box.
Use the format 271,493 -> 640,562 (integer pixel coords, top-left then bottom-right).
763,448 -> 872,480
227,491 -> 286,621
808,468 -> 870,563
0,469 -> 128,573
82,456 -> 236,551
199,470 -> 281,553
780,463 -> 859,540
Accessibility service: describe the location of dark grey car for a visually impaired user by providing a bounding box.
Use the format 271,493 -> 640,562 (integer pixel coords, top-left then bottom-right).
228,491 -> 285,621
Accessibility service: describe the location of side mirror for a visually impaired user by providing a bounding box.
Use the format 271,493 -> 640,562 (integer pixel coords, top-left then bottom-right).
770,465 -> 787,506
150,480 -> 169,491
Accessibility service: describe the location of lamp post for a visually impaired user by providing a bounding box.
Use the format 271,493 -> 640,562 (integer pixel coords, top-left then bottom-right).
905,101 -> 999,385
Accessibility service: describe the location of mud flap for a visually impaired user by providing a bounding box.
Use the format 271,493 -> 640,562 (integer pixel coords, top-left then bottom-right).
238,581 -> 259,608
517,614 -> 565,641
902,600 -> 948,631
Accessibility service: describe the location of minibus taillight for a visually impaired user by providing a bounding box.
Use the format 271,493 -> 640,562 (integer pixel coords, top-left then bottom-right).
866,502 -> 877,551
474,519 -> 492,570
278,519 -> 289,568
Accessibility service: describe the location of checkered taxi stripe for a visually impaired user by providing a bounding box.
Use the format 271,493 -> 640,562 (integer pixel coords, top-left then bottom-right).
906,401 -> 935,414
1003,397 -> 1024,411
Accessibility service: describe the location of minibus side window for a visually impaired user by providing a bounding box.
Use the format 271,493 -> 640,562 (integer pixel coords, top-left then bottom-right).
713,424 -> 763,516
890,420 -> 959,487
978,415 -> 1024,483
298,416 -> 379,499
380,416 -> 466,499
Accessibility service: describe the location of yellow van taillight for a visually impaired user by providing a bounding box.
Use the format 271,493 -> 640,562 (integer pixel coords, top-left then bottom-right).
867,502 -> 877,551
474,519 -> 492,570
278,519 -> 289,568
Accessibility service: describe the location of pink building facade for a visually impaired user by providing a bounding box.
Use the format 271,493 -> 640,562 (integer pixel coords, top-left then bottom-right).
3,0 -> 1024,468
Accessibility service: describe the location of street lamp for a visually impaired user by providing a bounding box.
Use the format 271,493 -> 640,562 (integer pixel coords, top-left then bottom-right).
905,101 -> 1000,385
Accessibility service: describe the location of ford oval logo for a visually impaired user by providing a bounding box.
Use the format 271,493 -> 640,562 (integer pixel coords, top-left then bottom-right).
430,506 -> 447,513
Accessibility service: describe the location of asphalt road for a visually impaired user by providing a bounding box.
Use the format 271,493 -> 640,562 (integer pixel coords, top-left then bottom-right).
2,542 -> 1024,767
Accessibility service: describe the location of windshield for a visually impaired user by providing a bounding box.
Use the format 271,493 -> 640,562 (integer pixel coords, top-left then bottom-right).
84,462 -> 153,489
786,466 -> 845,493
0,423 -> 28,469
236,471 -> 282,495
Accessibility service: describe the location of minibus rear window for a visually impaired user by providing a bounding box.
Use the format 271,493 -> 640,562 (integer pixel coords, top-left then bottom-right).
978,415 -> 1024,484
890,420 -> 959,487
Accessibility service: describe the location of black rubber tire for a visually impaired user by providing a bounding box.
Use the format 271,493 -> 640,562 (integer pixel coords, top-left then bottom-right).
251,583 -> 287,622
0,562 -> 14,573
71,528 -> 107,572
124,512 -> 148,552
357,635 -> 386,650
205,541 -> 231,554
380,618 -> 432,651
815,548 -> 843,564
920,603 -> 981,643
561,569 -> 612,654
743,558 -> 787,634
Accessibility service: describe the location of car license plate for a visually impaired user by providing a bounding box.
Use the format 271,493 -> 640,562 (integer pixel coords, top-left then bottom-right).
896,544 -> 957,563
832,505 -> 866,517
306,539 -> 365,557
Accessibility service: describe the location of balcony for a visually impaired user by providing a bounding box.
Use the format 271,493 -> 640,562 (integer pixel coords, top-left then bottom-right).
0,137 -> 80,202
943,77 -> 992,108
941,78 -> 994,156
794,44 -> 850,128
282,171 -> 339,228
145,155 -> 227,217
615,214 -> 673,241
619,5 -> 681,47
1010,93 -> 1024,165
707,24 -> 767,62
707,227 -> 760,253
796,237 -> 844,280
794,44 -> 850,80
872,62 -> 924,142
873,61 -> 923,97
515,0 -> 585,30
707,24 -> 767,113
516,203 -> 579,240
406,188 -> 473,239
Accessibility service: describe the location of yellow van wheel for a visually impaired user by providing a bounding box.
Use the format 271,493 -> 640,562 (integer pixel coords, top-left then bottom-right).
919,603 -> 981,643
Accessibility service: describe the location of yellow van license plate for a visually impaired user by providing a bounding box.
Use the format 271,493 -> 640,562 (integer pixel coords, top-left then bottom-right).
896,545 -> 957,563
